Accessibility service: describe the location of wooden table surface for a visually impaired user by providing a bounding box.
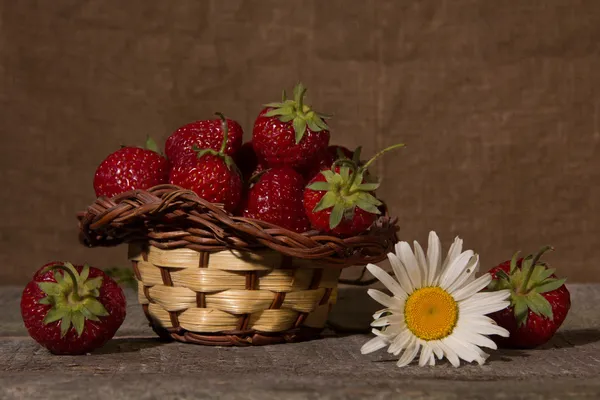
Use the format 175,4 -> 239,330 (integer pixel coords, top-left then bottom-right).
1,284 -> 599,400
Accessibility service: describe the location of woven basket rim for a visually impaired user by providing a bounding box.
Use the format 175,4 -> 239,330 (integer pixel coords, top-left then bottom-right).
77,184 -> 399,267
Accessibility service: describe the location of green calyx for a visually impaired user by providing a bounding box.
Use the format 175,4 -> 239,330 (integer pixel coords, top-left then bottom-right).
193,112 -> 236,170
104,267 -> 137,291
145,136 -> 161,154
306,143 -> 405,229
37,262 -> 109,338
263,83 -> 331,144
488,246 -> 566,327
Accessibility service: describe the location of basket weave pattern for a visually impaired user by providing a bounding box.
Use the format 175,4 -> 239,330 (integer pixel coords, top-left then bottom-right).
130,244 -> 340,345
78,185 -> 399,345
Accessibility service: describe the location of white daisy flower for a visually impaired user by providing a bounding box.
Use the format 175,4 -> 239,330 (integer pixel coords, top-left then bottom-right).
360,231 -> 511,367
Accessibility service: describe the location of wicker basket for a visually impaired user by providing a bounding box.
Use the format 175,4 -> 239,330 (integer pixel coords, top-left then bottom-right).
78,184 -> 398,346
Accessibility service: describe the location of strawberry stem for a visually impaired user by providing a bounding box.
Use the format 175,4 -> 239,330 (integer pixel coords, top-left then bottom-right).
361,143 -> 406,170
519,245 -> 554,294
41,263 -> 81,301
295,83 -> 307,115
215,112 -> 228,154
330,158 -> 360,195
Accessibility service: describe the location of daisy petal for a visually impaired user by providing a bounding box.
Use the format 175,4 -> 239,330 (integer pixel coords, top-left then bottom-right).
413,240 -> 428,286
371,315 -> 403,327
372,308 -> 389,319
388,253 -> 414,293
426,231 -> 442,285
396,242 -> 422,289
446,254 -> 479,294
429,354 -> 436,366
439,250 -> 474,289
419,344 -> 433,367
388,329 -> 412,355
366,263 -> 407,300
441,236 -> 463,272
453,327 -> 498,350
438,340 -> 461,368
444,336 -> 480,363
361,336 -> 389,355
462,290 -> 511,306
456,341 -> 489,365
460,297 -> 510,316
452,273 -> 493,302
373,323 -> 404,338
397,343 -> 420,367
463,321 -> 510,337
367,289 -> 402,309
429,341 -> 444,360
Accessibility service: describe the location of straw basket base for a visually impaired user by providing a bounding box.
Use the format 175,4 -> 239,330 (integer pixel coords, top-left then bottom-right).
147,323 -> 324,346
129,243 -> 340,346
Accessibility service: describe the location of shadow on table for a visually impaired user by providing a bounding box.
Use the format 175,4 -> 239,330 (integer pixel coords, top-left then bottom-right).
93,337 -> 165,354
543,328 -> 600,349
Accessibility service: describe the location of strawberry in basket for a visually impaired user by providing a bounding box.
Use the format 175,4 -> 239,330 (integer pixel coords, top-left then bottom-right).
234,141 -> 268,183
166,113 -> 243,163
242,166 -> 310,233
93,137 -> 169,198
21,261 -> 126,355
302,145 -> 356,181
304,144 -> 404,236
253,83 -> 330,169
170,113 -> 243,212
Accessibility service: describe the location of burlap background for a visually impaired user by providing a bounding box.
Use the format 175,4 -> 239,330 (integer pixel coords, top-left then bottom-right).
1,0 -> 599,284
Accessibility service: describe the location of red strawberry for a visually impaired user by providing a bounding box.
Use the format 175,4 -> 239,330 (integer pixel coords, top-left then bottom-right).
303,144 -> 404,236
252,83 -> 330,169
487,246 -> 571,349
166,115 -> 243,164
234,141 -> 268,183
169,113 -> 243,213
242,167 -> 310,233
93,137 -> 169,198
20,261 -> 126,355
302,145 -> 356,181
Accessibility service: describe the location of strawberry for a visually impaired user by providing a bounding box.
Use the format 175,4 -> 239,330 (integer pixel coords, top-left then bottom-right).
234,141 -> 268,183
252,83 -> 330,169
302,145 -> 355,181
303,144 -> 404,236
93,137 -> 169,198
166,115 -> 243,164
487,246 -> 571,349
169,113 -> 243,213
242,167 -> 310,233
20,261 -> 126,355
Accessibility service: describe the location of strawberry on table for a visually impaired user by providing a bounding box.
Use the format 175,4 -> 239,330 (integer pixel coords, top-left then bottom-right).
93,137 -> 169,198
166,114 -> 243,164
169,113 -> 243,213
303,144 -> 404,236
242,167 -> 310,233
20,261 -> 126,355
487,246 -> 571,349
253,83 -> 330,169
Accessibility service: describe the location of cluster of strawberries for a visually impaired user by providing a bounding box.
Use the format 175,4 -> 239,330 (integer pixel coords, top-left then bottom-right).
93,84 -> 402,237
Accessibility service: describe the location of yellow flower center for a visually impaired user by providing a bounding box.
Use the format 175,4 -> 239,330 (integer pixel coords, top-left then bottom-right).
404,287 -> 458,341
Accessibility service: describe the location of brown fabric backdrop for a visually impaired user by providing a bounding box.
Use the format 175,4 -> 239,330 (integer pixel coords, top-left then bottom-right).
1,0 -> 599,284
